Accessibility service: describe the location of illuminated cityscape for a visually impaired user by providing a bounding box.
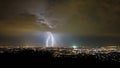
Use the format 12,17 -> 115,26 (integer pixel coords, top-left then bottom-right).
0,45 -> 120,63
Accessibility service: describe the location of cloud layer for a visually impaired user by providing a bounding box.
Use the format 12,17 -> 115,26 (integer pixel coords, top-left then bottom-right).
0,0 -> 120,36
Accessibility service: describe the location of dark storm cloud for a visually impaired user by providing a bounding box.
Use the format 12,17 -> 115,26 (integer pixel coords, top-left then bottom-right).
0,0 -> 120,36
0,13 -> 53,34
51,0 -> 120,36
0,0 -> 56,34
89,0 -> 120,36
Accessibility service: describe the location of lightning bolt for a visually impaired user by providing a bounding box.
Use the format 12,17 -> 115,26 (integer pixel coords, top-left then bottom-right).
46,31 -> 54,47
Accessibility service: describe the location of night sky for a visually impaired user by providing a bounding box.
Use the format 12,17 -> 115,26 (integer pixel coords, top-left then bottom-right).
0,0 -> 120,37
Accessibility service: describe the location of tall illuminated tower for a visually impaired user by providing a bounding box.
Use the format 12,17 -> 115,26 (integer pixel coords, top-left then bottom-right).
46,32 -> 54,47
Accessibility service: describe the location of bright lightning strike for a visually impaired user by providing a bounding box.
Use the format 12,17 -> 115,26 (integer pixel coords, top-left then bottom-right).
46,32 -> 55,47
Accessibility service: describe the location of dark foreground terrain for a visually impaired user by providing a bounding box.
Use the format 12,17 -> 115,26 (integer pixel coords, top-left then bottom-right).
0,47 -> 120,66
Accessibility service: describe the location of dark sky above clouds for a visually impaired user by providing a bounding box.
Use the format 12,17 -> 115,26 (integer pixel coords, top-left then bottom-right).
0,0 -> 120,36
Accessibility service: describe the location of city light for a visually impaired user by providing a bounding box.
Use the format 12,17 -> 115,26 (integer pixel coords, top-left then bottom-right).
72,45 -> 77,49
